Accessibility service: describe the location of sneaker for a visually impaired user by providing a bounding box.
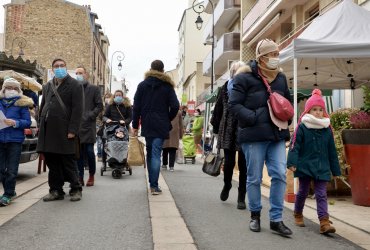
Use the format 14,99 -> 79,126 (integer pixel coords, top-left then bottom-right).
150,187 -> 162,195
169,167 -> 174,172
161,165 -> 167,169
43,191 -> 64,202
70,190 -> 82,202
0,196 -> 11,206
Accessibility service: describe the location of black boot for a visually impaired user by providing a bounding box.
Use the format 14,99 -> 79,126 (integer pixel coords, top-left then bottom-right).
237,188 -> 246,210
220,184 -> 232,201
250,211 -> 261,232
270,221 -> 293,236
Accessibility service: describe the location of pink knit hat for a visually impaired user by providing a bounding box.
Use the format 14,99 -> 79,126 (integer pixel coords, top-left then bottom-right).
303,89 -> 328,117
290,89 -> 330,150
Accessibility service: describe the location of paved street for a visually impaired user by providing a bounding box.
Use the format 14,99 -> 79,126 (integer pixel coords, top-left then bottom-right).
0,159 -> 366,250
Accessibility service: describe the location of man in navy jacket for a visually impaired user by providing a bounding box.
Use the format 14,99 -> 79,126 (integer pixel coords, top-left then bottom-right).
132,60 -> 179,195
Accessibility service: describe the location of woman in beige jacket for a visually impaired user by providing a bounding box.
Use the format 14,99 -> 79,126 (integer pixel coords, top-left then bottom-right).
162,111 -> 183,171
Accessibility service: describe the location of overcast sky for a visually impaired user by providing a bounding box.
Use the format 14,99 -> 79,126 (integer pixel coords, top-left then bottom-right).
0,0 -> 189,99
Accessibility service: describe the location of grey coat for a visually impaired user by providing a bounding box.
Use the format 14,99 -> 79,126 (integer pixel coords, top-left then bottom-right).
79,81 -> 103,144
37,75 -> 84,154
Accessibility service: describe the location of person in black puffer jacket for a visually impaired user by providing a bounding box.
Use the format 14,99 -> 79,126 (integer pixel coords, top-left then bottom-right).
229,39 -> 293,236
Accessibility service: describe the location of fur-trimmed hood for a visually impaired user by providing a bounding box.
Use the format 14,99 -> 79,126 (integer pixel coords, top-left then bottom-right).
108,96 -> 131,107
0,95 -> 34,107
144,70 -> 175,88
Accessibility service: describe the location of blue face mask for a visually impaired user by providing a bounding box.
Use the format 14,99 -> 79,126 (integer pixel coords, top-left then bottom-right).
76,75 -> 84,81
114,96 -> 123,104
54,67 -> 68,79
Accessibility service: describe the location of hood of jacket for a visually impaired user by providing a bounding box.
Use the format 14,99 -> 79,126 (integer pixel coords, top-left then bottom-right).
0,95 -> 34,107
144,70 -> 175,88
235,60 -> 283,77
108,96 -> 132,107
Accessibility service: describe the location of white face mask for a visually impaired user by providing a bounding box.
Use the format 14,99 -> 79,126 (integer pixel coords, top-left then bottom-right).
4,89 -> 20,98
266,57 -> 280,69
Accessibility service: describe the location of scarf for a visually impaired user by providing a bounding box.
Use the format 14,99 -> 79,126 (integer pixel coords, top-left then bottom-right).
258,64 -> 280,84
301,114 -> 330,129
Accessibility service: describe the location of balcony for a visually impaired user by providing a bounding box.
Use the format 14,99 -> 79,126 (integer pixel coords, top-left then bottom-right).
203,32 -> 240,77
203,0 -> 241,42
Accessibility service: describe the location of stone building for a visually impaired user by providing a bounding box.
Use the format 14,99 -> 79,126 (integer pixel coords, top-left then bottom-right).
3,0 -> 109,94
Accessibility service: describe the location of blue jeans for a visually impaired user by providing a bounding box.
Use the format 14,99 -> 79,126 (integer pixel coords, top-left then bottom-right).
0,142 -> 22,197
77,143 -> 96,178
241,140 -> 287,222
145,137 -> 164,189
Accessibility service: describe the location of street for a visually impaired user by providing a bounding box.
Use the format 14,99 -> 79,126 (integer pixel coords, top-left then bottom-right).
0,159 -> 366,250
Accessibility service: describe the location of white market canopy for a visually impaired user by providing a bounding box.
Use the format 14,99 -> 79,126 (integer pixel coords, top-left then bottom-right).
279,0 -> 370,90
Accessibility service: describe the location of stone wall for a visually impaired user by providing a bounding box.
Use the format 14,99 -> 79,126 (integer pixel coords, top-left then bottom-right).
4,0 -> 92,79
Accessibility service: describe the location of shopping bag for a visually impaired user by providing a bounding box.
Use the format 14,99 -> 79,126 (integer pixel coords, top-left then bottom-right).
176,140 -> 184,164
127,136 -> 145,166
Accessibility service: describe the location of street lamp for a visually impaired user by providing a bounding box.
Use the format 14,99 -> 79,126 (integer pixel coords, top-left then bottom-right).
11,37 -> 27,56
109,50 -> 125,91
192,0 -> 214,93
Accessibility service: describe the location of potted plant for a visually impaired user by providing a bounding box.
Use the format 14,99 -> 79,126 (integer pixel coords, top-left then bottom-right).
334,85 -> 370,206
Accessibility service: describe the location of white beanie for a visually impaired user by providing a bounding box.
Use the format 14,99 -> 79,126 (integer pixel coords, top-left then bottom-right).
256,39 -> 279,60
0,77 -> 23,98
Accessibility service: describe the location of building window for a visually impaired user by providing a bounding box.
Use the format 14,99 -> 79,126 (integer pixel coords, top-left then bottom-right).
305,4 -> 319,25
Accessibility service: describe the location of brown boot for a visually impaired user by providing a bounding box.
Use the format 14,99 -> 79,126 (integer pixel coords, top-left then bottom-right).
294,212 -> 305,227
319,216 -> 336,234
86,175 -> 94,186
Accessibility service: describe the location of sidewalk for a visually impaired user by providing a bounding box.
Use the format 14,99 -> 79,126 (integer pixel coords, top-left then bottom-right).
231,171 -> 370,249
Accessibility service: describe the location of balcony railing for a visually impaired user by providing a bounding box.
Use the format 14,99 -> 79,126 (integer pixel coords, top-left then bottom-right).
243,0 -> 277,35
203,32 -> 240,76
203,0 -> 241,42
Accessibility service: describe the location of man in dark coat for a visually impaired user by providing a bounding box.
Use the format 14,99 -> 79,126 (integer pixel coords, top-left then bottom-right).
37,58 -> 83,202
132,60 -> 179,195
75,66 -> 103,187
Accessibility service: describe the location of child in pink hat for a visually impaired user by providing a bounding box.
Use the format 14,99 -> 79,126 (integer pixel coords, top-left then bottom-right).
287,89 -> 341,234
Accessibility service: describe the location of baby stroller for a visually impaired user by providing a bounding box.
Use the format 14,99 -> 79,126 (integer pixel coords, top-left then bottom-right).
100,121 -> 132,178
182,132 -> 196,164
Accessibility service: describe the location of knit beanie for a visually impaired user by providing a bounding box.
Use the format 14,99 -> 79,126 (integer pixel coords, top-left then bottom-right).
256,39 -> 279,60
0,77 -> 23,98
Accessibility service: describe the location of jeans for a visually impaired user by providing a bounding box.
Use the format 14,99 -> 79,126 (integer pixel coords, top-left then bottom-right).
294,177 -> 329,219
0,142 -> 22,197
241,140 -> 287,222
77,143 -> 96,178
145,137 -> 164,189
162,147 -> 176,168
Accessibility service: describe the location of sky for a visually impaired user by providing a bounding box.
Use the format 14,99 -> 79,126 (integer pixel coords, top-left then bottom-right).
0,0 -> 189,99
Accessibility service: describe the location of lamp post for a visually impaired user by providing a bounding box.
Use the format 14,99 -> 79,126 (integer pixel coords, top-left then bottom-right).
109,50 -> 125,91
11,37 -> 27,56
192,0 -> 214,94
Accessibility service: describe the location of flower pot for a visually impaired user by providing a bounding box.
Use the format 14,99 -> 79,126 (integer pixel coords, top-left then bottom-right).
342,129 -> 370,206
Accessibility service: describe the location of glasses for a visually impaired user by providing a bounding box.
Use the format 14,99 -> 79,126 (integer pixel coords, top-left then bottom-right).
53,64 -> 66,69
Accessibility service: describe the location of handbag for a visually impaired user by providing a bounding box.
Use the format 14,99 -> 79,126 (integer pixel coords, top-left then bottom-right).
202,149 -> 223,177
259,70 -> 294,122
49,81 -> 81,160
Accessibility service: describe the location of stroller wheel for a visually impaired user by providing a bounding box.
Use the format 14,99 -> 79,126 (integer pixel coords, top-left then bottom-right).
112,169 -> 122,179
129,168 -> 132,175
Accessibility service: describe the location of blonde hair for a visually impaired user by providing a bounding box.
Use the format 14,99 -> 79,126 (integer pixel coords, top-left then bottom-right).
230,61 -> 246,79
